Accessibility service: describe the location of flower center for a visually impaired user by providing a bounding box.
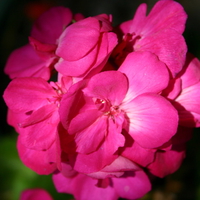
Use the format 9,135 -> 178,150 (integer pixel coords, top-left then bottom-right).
111,32 -> 141,67
94,98 -> 120,116
47,82 -> 65,107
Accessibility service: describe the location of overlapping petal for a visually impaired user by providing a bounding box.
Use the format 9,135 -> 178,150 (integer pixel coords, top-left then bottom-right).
57,17 -> 100,61
118,0 -> 187,76
4,44 -> 52,80
53,168 -> 151,200
147,145 -> 186,178
84,70 -> 128,105
19,105 -> 59,151
121,93 -> 178,148
20,188 -> 53,200
31,6 -> 73,44
119,51 -> 169,101
3,77 -> 56,113
17,135 -> 57,175
55,15 -> 117,77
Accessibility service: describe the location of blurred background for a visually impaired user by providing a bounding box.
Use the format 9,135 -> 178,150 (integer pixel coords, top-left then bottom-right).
0,0 -> 200,199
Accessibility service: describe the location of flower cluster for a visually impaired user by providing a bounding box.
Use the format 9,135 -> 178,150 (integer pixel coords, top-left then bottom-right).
3,0 -> 200,199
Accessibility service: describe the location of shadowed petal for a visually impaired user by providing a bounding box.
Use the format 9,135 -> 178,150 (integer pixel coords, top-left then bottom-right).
17,135 -> 57,175
31,6 -> 73,44
20,189 -> 53,200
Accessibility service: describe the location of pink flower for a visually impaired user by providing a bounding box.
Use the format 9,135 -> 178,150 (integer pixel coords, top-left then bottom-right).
4,7 -> 74,80
147,125 -> 192,178
59,51 -> 178,173
3,76 -> 72,174
147,145 -> 186,178
53,157 -> 151,200
20,188 -> 53,200
55,14 -> 118,78
163,53 -> 200,127
112,0 -> 187,77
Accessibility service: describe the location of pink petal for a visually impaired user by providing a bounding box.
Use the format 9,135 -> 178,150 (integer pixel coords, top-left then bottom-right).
120,3 -> 147,34
59,160 -> 77,177
88,171 -> 124,180
143,0 -> 187,34
6,109 -> 29,134
121,93 -> 178,148
88,156 -> 140,179
121,140 -> 156,167
83,32 -> 118,79
162,78 -> 182,100
112,171 -> 151,199
120,0 -> 187,36
17,135 -> 57,175
119,51 -> 169,101
53,171 -> 75,194
68,144 -> 118,174
180,53 -> 200,89
67,118 -> 125,173
4,44 -> 51,80
19,104 -> 59,151
3,77 -> 56,113
55,44 -> 98,77
68,109 -> 101,135
53,173 -> 118,200
84,70 -> 128,105
174,106 -> 199,127
29,36 -> 57,60
176,82 -> 200,113
102,156 -> 140,172
136,30 -> 187,77
147,145 -> 186,178
57,17 -> 100,61
59,79 -> 88,129
20,188 -> 53,200
94,14 -> 113,32
55,28 -> 117,78
31,6 -> 73,44
53,169 -> 151,200
118,0 -> 187,77
69,112 -> 107,154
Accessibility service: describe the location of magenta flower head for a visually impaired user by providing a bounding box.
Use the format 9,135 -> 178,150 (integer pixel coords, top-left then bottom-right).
53,156 -> 151,200
112,0 -> 187,77
4,7 -> 76,80
163,53 -> 200,127
20,188 -> 53,200
58,51 -> 178,174
2,1 -> 197,199
3,76 -> 73,174
55,14 -> 118,78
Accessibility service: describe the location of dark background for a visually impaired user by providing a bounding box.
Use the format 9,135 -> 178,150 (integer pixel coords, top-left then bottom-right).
0,0 -> 200,199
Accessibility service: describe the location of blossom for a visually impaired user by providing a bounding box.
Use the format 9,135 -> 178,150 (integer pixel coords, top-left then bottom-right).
55,14 -> 118,78
146,123 -> 193,178
3,76 -> 72,174
53,156 -> 151,200
4,7 -> 74,80
112,0 -> 187,77
20,188 -> 53,200
163,53 -> 200,127
2,1 -> 196,199
59,51 -> 178,173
